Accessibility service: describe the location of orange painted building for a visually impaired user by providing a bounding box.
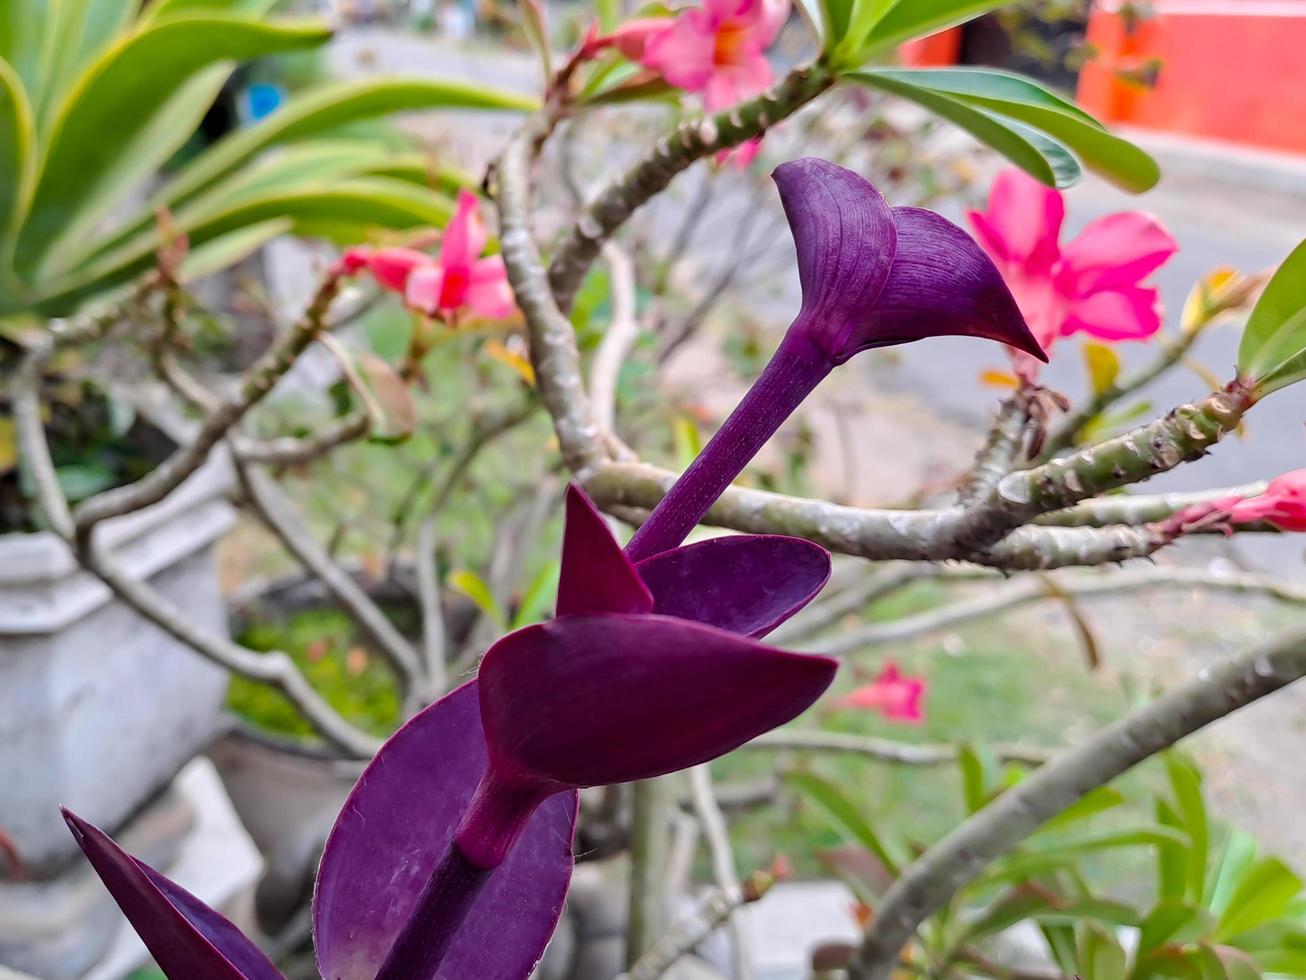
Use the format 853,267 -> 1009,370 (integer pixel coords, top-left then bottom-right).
1077,1 -> 1306,155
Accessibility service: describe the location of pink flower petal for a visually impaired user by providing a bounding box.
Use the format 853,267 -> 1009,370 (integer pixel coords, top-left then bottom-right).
832,662 -> 926,725
464,256 -> 517,320
1062,284 -> 1163,342
607,17 -> 673,60
716,136 -> 763,167
405,264 -> 445,315
366,246 -> 431,293
1059,211 -> 1178,297
1229,470 -> 1306,530
704,54 -> 773,111
642,10 -> 717,91
438,190 -> 489,274
974,169 -> 1065,274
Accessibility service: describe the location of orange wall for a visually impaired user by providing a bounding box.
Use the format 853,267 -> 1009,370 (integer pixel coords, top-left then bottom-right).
1077,1 -> 1306,154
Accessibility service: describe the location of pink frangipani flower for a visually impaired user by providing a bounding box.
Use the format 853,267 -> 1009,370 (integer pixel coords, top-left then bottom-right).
343,190 -> 516,323
832,662 -> 927,725
968,169 -> 1178,379
1168,469 -> 1306,536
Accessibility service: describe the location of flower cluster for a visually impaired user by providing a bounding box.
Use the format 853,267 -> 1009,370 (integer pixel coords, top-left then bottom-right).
968,168 -> 1178,380
342,190 -> 516,323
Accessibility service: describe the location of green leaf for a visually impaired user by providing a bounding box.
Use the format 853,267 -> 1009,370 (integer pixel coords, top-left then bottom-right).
850,70 -> 1080,188
855,67 -> 1158,192
1038,786 -> 1127,832
520,0 -> 553,78
857,0 -> 1010,56
1041,922 -> 1079,974
1076,920 -> 1128,980
180,218 -> 291,281
1138,901 -> 1214,958
1164,753 -> 1210,904
0,0 -> 56,99
141,0 -> 282,24
957,743 -> 990,814
0,57 -> 34,254
1236,239 -> 1306,392
841,0 -> 898,52
31,178 -> 455,314
1207,829 -> 1259,916
1215,857 -> 1303,941
595,0 -> 622,31
36,0 -> 139,128
448,569 -> 507,631
511,560 -> 562,629
786,770 -> 901,877
15,15 -> 332,279
1084,341 -> 1122,395
1157,797 -> 1190,903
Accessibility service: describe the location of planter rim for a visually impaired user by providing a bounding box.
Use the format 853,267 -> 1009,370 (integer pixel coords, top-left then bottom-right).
0,453 -> 235,635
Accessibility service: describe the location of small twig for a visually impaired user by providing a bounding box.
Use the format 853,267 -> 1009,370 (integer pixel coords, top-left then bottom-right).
73,267 -> 347,536
590,242 -> 641,436
848,619 -> 1306,979
688,764 -> 751,980
1036,482 -> 1270,529
236,459 -> 424,694
747,731 -> 1053,767
415,516 -> 448,697
236,411 -> 372,466
620,871 -> 777,980
626,777 -> 675,968
805,565 -> 1306,656
767,565 -> 934,645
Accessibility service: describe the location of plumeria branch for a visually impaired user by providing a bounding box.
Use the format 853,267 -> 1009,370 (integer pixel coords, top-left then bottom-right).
590,242 -> 642,437
72,267 -> 348,536
547,62 -> 837,312
803,565 -> 1306,656
1035,482 -> 1271,529
619,870 -> 778,980
848,619 -> 1306,980
235,459 -> 425,696
14,344 -> 381,758
688,763 -> 751,980
747,730 -> 1053,767
957,393 -> 1032,507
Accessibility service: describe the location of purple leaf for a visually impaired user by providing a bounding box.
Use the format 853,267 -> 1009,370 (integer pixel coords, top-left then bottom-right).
60,809 -> 281,980
870,207 -> 1046,359
774,157 -> 1045,365
313,681 -> 576,980
773,156 -> 898,362
636,534 -> 831,637
557,483 -> 653,617
478,614 -> 838,788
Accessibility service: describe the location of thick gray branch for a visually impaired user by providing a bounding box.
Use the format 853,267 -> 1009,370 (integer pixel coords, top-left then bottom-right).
849,621 -> 1306,979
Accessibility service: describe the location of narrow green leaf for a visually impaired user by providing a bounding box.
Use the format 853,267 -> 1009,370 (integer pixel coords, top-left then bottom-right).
863,67 -> 1102,125
818,0 -> 856,50
179,218 -> 291,281
858,0 -> 1010,57
512,561 -> 562,629
1236,239 -> 1306,385
1138,901 -> 1212,957
32,178 -> 455,314
1215,857 -> 1303,941
786,770 -> 901,877
595,0 -> 622,31
16,15 -> 332,277
957,743 -> 989,814
448,569 -> 507,631
0,0 -> 57,99
1038,786 -> 1126,832
37,0 -> 138,128
141,0 -> 282,24
1207,829 -> 1259,916
1157,797 -> 1190,903
1041,922 -> 1079,974
1076,919 -> 1128,980
1164,753 -> 1209,903
0,57 -> 34,251
851,70 -> 1079,188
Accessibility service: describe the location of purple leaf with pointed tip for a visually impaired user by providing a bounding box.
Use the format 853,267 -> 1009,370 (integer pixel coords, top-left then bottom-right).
870,207 -> 1045,357
557,484 -> 653,617
313,681 -> 576,980
635,534 -> 831,637
61,809 -> 282,980
774,156 -> 899,362
478,614 -> 837,788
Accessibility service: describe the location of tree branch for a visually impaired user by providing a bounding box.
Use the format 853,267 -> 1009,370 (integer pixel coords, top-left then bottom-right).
747,731 -> 1053,767
806,566 -> 1306,656
688,763 -> 751,980
1035,483 -> 1270,529
72,268 -> 346,536
957,395 -> 1031,508
236,459 -> 425,694
848,620 -> 1306,979
547,62 -> 836,313
590,242 -> 641,437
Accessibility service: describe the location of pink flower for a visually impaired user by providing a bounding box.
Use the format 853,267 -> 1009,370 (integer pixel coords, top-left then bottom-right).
967,169 -> 1177,378
831,662 -> 926,725
642,0 -> 787,112
1227,470 -> 1306,531
342,191 -> 516,323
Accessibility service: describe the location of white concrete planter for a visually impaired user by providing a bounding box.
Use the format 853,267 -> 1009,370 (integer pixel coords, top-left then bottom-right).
0,456 -> 235,877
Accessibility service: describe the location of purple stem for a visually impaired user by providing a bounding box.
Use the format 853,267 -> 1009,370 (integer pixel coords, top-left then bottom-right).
375,769 -> 552,980
374,845 -> 490,980
624,327 -> 833,562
